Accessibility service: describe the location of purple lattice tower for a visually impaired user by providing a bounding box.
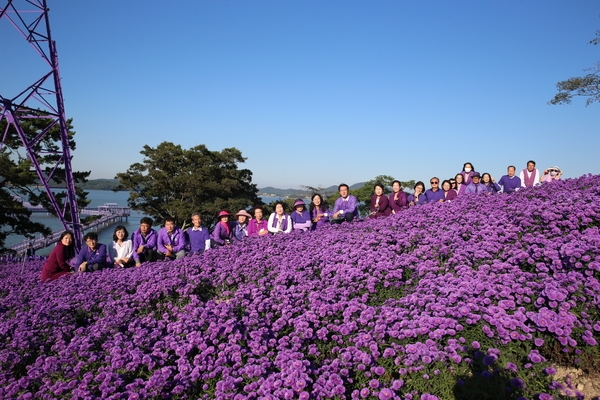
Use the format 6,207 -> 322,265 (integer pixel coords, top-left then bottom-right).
0,0 -> 82,249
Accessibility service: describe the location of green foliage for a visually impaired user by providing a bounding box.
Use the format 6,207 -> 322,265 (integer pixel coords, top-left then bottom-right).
115,142 -> 263,228
0,116 -> 89,252
549,28 -> 600,106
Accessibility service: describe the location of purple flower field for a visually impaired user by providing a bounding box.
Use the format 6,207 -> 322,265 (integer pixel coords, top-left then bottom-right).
2,176 -> 600,399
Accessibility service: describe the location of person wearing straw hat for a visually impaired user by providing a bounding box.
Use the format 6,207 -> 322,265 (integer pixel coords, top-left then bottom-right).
290,199 -> 312,232
211,210 -> 233,247
540,166 -> 563,183
232,210 -> 252,242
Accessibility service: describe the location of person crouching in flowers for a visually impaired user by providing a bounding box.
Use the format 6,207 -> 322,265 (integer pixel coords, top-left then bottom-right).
108,225 -> 134,268
268,201 -> 292,234
408,181 -> 428,206
369,183 -> 391,218
248,206 -> 269,237
540,166 -> 563,183
41,231 -> 75,282
75,232 -> 110,272
441,179 -> 457,202
290,199 -> 312,231
232,210 -> 251,242
211,210 -> 233,246
389,180 -> 407,214
156,217 -> 186,260
309,194 -> 330,231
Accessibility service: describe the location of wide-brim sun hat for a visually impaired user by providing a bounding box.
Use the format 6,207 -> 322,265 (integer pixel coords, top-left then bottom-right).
217,210 -> 231,218
235,210 -> 252,218
293,199 -> 306,207
549,166 -> 562,174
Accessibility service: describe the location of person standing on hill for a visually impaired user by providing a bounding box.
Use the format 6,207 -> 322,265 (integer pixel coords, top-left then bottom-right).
465,173 -> 487,194
132,217 -> 157,266
425,177 -> 445,203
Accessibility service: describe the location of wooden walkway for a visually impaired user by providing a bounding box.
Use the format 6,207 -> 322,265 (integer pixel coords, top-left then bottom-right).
9,203 -> 130,255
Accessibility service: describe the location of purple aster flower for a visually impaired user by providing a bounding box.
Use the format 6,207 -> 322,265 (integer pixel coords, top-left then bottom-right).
482,355 -> 497,366
369,379 -> 380,389
378,388 -> 393,400
534,338 -> 545,346
360,388 -> 370,398
544,367 -> 557,375
509,378 -> 525,388
505,362 -> 518,372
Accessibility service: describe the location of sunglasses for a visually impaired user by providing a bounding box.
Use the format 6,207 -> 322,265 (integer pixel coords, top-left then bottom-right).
430,181 -> 439,184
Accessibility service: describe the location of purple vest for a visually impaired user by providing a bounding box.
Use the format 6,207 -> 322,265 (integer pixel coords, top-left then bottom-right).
271,214 -> 289,231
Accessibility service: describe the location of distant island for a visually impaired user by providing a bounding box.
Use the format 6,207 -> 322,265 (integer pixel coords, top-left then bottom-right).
76,179 -> 366,197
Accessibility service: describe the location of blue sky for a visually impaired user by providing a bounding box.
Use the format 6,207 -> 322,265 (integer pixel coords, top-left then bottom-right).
1,1 -> 598,189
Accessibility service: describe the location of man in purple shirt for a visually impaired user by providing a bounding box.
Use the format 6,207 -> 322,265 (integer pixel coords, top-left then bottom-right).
498,165 -> 522,193
131,217 -> 157,266
75,232 -> 110,272
332,183 -> 359,224
156,217 -> 186,261
425,177 -> 445,203
465,173 -> 487,194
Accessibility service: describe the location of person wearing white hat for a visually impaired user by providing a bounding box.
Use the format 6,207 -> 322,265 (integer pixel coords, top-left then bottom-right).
232,210 -> 252,242
540,166 -> 563,183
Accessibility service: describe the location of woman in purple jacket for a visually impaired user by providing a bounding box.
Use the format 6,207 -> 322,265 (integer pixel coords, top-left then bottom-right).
441,180 -> 457,202
309,194 -> 330,231
389,180 -> 408,214
369,183 -> 391,218
407,181 -> 428,206
460,162 -> 476,185
454,173 -> 467,196
290,199 -> 312,231
211,210 -> 232,247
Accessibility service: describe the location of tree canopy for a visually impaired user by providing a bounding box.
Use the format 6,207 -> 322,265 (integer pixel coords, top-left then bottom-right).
0,117 -> 90,252
115,142 -> 263,229
549,30 -> 600,106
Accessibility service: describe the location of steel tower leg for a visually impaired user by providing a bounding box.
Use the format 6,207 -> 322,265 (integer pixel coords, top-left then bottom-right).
0,0 -> 82,249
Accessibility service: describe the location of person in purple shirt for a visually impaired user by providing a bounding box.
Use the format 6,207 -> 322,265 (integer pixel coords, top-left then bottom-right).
407,181 -> 428,206
290,199 -> 312,231
389,180 -> 408,214
309,194 -> 330,231
186,213 -> 211,255
156,217 -> 186,260
248,206 -> 269,237
454,173 -> 467,196
132,217 -> 157,266
465,172 -> 487,194
332,183 -> 359,224
481,173 -> 502,194
212,210 -> 233,245
498,166 -> 522,193
369,183 -> 391,218
75,232 -> 110,272
441,180 -> 457,202
460,162 -> 477,185
232,210 -> 251,242
425,177 -> 445,203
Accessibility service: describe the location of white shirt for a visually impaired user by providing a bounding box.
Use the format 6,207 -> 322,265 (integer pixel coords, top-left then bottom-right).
519,168 -> 540,187
109,239 -> 133,262
267,213 -> 292,234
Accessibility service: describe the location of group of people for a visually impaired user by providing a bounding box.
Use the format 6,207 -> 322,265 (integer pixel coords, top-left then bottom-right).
40,160 -> 562,282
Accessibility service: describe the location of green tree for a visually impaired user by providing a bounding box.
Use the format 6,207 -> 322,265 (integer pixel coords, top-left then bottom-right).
327,176 -> 415,217
0,116 -> 90,252
115,142 -> 263,229
549,30 -> 600,106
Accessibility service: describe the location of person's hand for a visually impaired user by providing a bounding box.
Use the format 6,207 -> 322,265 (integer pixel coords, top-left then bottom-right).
165,250 -> 172,257
137,245 -> 144,254
78,262 -> 87,272
491,176 -> 495,182
333,211 -> 341,219
259,229 -> 268,236
135,262 -> 141,267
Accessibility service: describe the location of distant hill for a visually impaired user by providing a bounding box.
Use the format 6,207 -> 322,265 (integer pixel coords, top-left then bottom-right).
258,182 -> 365,198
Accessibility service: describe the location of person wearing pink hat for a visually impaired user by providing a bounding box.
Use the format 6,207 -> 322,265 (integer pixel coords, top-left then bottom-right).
211,210 -> 233,247
290,199 -> 312,232
248,206 -> 269,237
232,210 -> 252,242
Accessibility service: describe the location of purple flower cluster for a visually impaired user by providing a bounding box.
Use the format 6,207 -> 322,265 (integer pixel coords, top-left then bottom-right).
1,176 -> 600,399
